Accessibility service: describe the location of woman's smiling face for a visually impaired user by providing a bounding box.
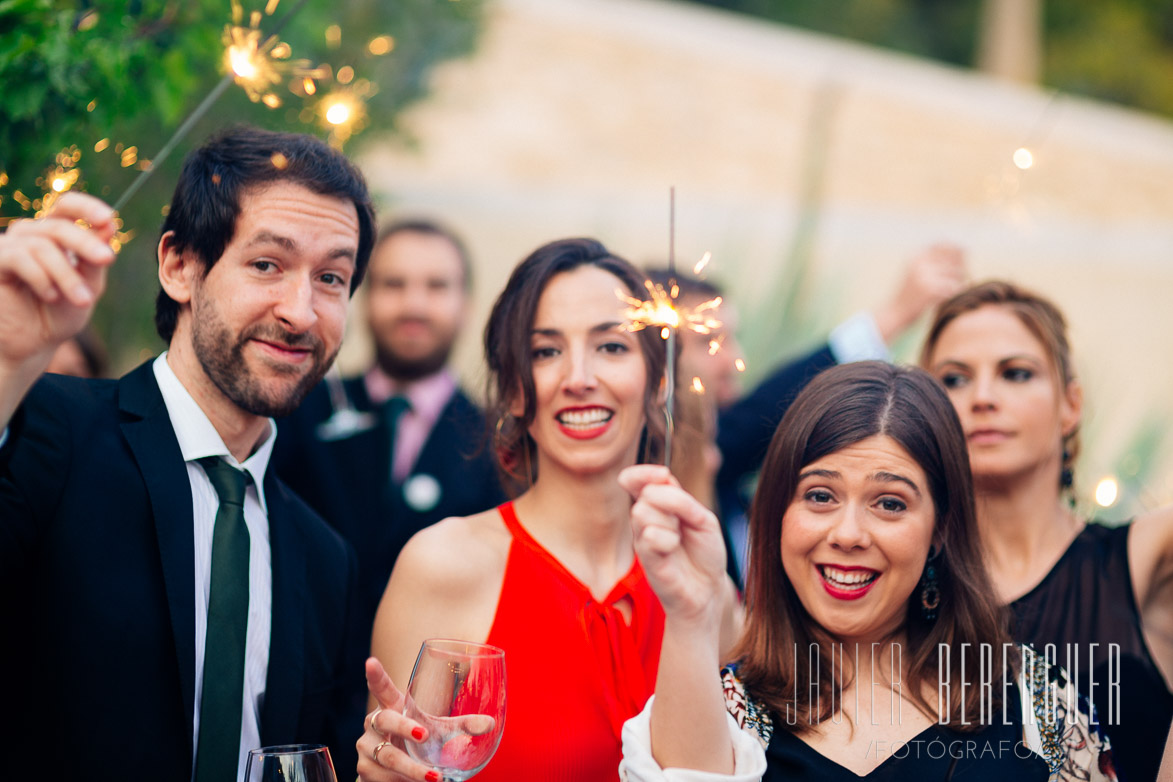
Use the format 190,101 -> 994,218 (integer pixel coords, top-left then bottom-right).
522,265 -> 649,478
780,434 -> 936,644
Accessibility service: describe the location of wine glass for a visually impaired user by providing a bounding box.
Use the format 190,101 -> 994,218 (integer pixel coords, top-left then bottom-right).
402,639 -> 507,781
244,744 -> 337,782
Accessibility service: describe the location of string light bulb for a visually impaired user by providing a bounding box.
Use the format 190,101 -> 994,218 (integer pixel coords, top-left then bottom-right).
1094,476 -> 1119,507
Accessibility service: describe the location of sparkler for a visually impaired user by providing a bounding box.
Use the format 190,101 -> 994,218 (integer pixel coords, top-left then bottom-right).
620,279 -> 723,339
111,0 -> 315,213
222,0 -> 329,108
620,188 -> 724,469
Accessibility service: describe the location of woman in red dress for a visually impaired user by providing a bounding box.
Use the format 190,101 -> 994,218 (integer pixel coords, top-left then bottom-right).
356,238 -> 742,782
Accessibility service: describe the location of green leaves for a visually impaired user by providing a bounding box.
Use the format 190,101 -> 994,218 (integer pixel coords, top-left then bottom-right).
684,0 -> 1173,118
1,0 -> 483,370
1,0 -> 484,220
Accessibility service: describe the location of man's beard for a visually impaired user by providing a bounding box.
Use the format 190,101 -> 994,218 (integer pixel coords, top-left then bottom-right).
192,297 -> 335,418
374,334 -> 454,382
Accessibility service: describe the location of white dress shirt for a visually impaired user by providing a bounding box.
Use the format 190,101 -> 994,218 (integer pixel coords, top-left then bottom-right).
154,354 -> 274,782
827,311 -> 890,364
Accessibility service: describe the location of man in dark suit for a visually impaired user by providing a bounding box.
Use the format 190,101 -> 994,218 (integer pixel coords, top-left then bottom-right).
0,127 -> 374,781
274,219 -> 504,635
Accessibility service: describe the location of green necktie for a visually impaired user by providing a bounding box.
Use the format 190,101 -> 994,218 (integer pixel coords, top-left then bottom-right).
383,395 -> 411,485
194,457 -> 252,782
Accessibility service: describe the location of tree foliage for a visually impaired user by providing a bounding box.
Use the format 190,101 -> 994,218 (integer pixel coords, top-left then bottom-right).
685,0 -> 1173,118
0,0 -> 483,367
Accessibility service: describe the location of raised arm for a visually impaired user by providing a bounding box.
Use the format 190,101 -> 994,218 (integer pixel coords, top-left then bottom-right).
0,193 -> 116,428
871,242 -> 967,344
716,244 -> 967,499
621,464 -> 738,775
1128,505 -> 1173,691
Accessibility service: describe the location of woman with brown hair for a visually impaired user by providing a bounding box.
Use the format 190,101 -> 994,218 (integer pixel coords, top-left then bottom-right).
619,361 -> 1113,779
921,281 -> 1173,780
355,238 -> 741,782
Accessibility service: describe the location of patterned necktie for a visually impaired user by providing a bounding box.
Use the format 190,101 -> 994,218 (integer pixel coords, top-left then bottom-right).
194,457 -> 252,782
383,395 -> 411,485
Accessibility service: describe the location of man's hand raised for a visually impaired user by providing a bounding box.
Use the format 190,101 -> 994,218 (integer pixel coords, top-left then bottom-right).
0,192 -> 117,426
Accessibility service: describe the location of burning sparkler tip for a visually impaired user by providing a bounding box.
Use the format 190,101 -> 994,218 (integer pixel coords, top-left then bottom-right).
693,250 -> 712,275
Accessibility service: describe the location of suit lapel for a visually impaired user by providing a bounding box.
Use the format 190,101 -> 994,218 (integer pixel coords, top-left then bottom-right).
117,362 -> 198,737
261,477 -> 306,743
339,377 -> 397,520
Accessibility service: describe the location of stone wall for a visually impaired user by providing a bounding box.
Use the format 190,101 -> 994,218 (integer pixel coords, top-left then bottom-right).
349,0 -> 1173,512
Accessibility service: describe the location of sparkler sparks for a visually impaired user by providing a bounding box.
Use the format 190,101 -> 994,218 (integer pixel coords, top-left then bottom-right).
620,280 -> 723,338
17,146 -> 86,218
617,189 -> 727,467
109,0 -> 316,212
223,0 -> 329,108
693,250 -> 712,276
316,79 -> 375,147
325,99 -> 352,125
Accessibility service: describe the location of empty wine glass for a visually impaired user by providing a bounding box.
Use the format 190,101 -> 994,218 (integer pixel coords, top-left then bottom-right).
244,744 -> 337,782
403,639 -> 507,781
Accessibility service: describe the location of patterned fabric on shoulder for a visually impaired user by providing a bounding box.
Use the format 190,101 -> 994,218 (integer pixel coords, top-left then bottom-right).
720,664 -> 774,750
1018,644 -> 1119,782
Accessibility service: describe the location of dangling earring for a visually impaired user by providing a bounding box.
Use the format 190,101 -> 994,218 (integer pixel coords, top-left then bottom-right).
1060,448 -> 1074,489
919,546 -> 941,622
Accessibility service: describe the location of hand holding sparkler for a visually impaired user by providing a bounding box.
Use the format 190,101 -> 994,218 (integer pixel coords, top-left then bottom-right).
0,192 -> 117,426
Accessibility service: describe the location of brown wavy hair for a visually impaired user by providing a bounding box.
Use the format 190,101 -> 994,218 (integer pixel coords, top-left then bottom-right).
731,361 -> 1010,732
920,280 -> 1080,493
483,238 -> 667,495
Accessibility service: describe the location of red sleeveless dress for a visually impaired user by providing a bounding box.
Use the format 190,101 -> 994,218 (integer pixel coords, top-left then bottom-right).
476,502 -> 665,782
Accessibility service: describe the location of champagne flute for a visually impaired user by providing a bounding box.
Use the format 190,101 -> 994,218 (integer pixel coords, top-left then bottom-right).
403,639 -> 507,781
244,744 -> 337,782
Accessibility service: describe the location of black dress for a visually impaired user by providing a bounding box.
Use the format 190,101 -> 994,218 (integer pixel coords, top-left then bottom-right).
618,651 -> 1115,780
762,687 -> 1048,780
1010,522 -> 1173,782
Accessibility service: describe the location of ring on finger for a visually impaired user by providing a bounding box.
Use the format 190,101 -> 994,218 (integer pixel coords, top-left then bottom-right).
369,705 -> 384,736
373,740 -> 391,765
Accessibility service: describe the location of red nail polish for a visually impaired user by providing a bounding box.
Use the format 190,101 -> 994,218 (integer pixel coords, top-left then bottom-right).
412,726 -> 426,741
425,771 -> 441,782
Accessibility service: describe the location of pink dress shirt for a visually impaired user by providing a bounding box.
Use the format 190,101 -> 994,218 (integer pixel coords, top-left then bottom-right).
363,366 -> 458,482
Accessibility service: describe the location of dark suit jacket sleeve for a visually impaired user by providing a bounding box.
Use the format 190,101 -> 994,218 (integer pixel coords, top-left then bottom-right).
323,540 -> 364,778
715,343 -> 837,493
0,371 -> 203,779
0,378 -> 73,584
